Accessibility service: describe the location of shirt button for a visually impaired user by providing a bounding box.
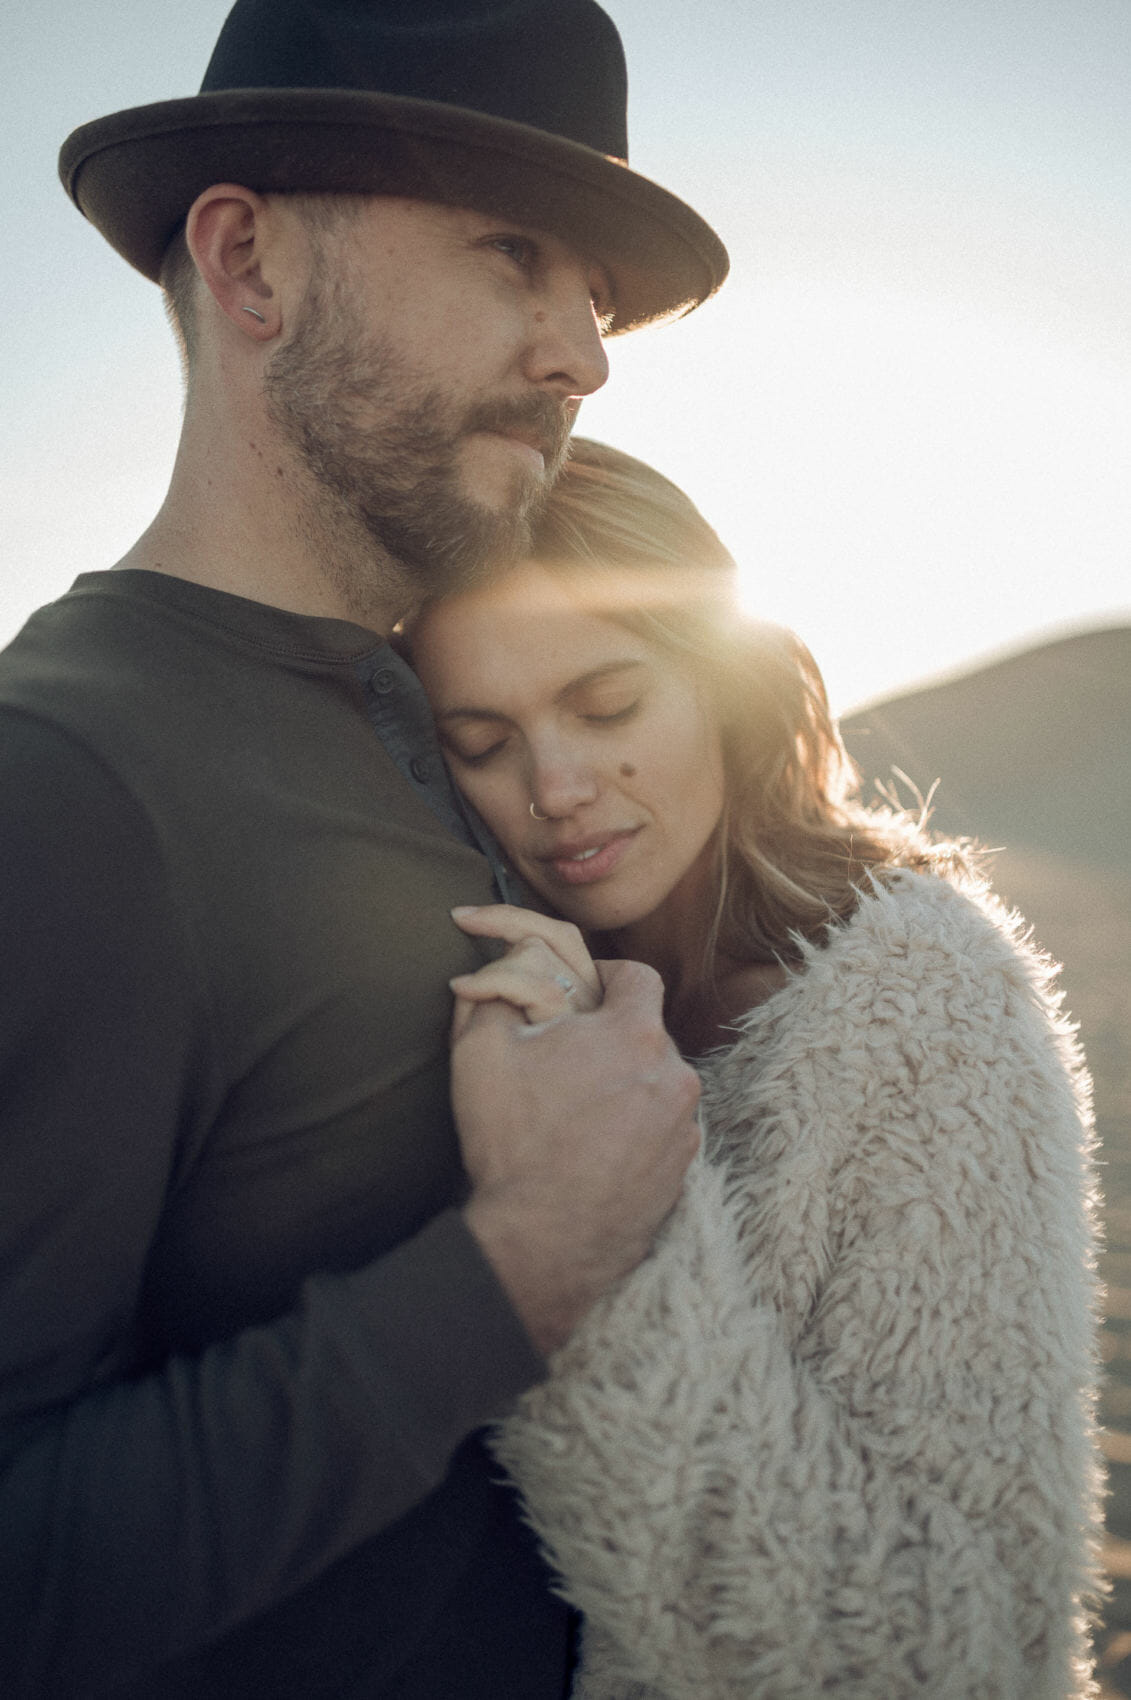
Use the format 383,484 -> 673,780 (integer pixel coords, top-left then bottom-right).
410,756 -> 430,783
372,668 -> 396,694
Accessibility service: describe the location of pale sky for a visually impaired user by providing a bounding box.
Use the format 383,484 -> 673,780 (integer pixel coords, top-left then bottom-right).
3,1 -> 1128,712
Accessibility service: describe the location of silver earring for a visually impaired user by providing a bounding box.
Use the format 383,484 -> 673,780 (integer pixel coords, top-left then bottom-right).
530,803 -> 549,821
241,306 -> 268,324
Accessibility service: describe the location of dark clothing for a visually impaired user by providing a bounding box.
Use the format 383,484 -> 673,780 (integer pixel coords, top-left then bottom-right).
0,571 -> 570,1698
349,640 -> 525,902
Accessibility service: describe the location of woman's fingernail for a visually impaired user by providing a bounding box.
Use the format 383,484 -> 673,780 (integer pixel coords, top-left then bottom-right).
451,905 -> 477,918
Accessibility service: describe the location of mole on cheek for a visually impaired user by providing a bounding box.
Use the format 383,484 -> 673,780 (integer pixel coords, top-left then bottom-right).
619,763 -> 636,777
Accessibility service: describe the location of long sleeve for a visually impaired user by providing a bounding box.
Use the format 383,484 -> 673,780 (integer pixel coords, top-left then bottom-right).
492,871 -> 1103,1700
0,714 -> 544,1698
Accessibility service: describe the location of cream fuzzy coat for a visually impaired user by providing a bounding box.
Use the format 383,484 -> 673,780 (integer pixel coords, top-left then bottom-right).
493,869 -> 1104,1699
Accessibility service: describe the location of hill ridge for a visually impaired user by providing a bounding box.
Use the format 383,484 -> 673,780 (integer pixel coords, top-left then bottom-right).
841,624 -> 1130,874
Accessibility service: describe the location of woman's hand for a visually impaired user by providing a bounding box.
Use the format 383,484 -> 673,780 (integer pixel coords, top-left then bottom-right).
449,905 -> 604,1038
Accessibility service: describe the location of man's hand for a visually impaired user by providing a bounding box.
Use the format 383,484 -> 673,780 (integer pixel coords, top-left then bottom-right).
453,956 -> 701,1357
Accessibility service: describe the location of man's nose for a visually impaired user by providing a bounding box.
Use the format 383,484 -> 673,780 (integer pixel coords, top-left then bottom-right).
525,278 -> 610,399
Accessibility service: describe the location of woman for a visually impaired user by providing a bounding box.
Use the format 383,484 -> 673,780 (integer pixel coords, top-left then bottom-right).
409,440 -> 1103,1698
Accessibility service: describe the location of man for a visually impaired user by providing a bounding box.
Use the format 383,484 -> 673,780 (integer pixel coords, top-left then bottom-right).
0,2 -> 727,1694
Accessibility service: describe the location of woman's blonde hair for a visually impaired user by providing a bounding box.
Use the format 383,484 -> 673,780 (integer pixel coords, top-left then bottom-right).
529,438 -> 967,970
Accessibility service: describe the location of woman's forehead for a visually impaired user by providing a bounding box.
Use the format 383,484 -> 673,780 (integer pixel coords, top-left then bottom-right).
415,563 -> 630,663
421,597 -> 654,706
419,556 -> 726,649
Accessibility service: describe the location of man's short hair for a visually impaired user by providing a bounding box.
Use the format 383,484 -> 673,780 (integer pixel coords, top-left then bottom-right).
159,225 -> 198,377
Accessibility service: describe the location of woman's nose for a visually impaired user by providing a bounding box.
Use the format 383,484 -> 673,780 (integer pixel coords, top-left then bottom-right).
528,751 -> 600,821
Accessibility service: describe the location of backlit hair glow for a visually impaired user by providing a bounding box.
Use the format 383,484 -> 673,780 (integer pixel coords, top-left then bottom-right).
527,438 -> 967,974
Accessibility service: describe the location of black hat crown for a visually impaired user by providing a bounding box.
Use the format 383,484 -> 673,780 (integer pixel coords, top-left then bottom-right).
202,0 -> 629,159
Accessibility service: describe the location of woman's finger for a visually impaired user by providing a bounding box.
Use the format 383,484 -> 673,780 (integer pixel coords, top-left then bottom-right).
451,904 -> 602,1005
450,936 -> 600,1024
449,983 -> 531,1044
450,942 -> 599,1020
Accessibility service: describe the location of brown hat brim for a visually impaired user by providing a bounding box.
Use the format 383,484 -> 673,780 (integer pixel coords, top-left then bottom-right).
59,88 -> 728,334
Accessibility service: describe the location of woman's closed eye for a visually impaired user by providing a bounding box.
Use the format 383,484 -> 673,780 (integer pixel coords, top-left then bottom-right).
442,698 -> 643,766
443,728 -> 510,767
575,693 -> 642,727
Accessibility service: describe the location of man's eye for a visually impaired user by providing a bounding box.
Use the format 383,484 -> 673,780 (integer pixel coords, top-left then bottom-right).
489,235 -> 535,268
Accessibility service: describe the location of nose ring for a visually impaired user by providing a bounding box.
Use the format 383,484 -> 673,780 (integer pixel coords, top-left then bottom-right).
530,802 -> 549,821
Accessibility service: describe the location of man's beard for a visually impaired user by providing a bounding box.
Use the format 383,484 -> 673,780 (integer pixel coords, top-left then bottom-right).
263,265 -> 573,611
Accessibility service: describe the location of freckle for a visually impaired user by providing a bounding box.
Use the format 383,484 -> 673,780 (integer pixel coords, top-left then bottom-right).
620,762 -> 636,777
275,465 -> 285,477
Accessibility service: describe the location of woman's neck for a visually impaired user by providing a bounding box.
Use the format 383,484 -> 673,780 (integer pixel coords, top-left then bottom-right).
602,912 -> 788,1058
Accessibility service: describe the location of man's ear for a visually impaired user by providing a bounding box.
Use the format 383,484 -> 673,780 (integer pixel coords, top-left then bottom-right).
184,184 -> 283,342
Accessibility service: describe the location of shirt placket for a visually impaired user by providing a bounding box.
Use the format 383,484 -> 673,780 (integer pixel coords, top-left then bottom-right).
354,645 -> 523,905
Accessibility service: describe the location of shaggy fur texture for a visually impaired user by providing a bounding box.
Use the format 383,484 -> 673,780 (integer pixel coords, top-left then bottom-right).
492,869 -> 1104,1698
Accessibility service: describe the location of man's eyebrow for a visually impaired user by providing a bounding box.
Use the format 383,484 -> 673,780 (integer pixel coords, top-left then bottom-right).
435,659 -> 648,722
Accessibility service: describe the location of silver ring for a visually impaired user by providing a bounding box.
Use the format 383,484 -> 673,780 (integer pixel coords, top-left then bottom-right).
553,972 -> 575,997
530,802 -> 549,821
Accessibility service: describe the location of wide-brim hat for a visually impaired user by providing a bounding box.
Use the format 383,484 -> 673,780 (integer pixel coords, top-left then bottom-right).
58,0 -> 728,335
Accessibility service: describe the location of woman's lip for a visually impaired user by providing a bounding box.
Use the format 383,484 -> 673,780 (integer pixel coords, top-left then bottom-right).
540,829 -> 639,887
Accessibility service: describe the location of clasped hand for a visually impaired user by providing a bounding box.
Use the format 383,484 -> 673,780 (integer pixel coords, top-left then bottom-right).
449,904 -> 603,1034
448,903 -> 701,1355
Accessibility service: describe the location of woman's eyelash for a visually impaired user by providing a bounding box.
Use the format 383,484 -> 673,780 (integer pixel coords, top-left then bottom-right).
583,701 -> 640,725
444,699 -> 640,765
448,738 -> 507,768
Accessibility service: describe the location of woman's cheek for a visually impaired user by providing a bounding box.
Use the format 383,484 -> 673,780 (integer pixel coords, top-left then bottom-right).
469,774 -> 524,847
